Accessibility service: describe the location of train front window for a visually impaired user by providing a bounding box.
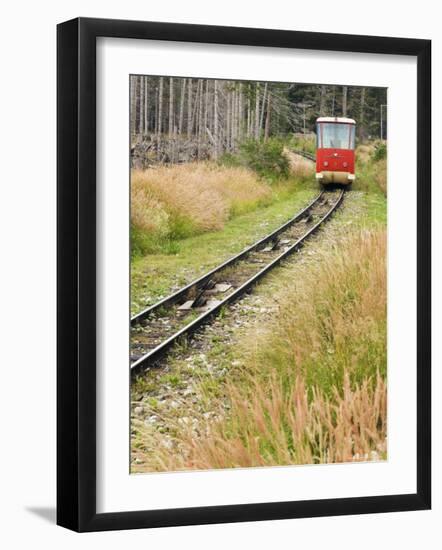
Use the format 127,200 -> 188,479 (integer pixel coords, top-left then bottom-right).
318,123 -> 355,149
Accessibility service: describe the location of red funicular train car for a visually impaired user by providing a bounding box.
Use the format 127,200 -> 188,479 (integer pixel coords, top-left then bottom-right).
315,117 -> 356,185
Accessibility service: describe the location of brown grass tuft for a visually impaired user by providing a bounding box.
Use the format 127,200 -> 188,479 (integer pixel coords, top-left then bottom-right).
356,144 -> 374,164
284,147 -> 316,178
131,163 -> 271,237
134,370 -> 386,472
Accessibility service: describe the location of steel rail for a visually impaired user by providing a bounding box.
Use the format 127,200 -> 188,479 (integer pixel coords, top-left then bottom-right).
131,190 -> 322,325
131,189 -> 344,374
292,149 -> 316,162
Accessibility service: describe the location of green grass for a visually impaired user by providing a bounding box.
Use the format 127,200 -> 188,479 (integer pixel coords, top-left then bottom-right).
159,373 -> 185,388
360,191 -> 387,226
353,163 -> 384,194
353,142 -> 387,196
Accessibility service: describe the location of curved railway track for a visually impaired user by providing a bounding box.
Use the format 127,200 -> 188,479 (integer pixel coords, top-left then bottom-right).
131,186 -> 345,374
292,149 -> 316,162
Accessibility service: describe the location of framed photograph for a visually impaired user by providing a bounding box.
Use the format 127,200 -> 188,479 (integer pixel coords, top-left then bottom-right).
57,17 -> 431,532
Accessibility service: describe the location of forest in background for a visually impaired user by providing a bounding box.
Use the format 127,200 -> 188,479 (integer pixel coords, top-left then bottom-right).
130,76 -> 387,166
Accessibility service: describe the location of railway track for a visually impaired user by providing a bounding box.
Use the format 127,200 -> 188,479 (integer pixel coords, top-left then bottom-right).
292,149 -> 316,162
131,187 -> 345,374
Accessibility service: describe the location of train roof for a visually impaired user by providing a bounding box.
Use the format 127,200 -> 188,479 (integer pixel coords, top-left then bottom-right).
316,117 -> 356,124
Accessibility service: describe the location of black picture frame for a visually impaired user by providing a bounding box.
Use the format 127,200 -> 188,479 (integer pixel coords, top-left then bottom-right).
57,17 -> 431,532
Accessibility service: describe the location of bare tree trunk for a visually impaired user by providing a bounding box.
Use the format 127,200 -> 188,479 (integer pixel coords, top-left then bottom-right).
139,76 -> 144,134
235,88 -> 239,148
178,78 -> 186,135
264,93 -> 271,141
342,86 -> 348,117
190,80 -> 200,141
238,83 -> 243,142
232,89 -> 237,148
187,78 -> 192,137
154,83 -> 158,136
158,77 -> 164,136
130,77 -> 137,139
157,77 -> 163,160
198,79 -> 203,158
237,89 -> 241,145
234,88 -> 238,148
226,91 -> 231,151
259,83 -> 267,132
359,87 -> 365,140
144,76 -> 148,133
204,80 -> 209,139
214,80 -> 219,159
319,85 -> 327,116
135,76 -> 141,136
168,77 -> 174,137
247,95 -> 251,137
255,83 -> 260,139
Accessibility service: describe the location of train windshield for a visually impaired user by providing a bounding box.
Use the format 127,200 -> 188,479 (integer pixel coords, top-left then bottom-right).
317,123 -> 355,149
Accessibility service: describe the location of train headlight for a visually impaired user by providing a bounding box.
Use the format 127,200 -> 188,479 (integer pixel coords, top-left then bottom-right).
343,161 -> 348,168
323,161 -> 328,167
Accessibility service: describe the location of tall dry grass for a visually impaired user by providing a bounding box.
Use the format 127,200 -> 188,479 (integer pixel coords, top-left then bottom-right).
136,372 -> 386,471
134,230 -> 387,472
373,158 -> 387,195
284,147 -> 316,179
355,143 -> 374,164
131,163 -> 272,253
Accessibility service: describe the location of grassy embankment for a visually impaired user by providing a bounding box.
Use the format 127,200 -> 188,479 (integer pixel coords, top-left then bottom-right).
131,139 -> 316,314
354,141 -> 387,196
131,140 -> 388,472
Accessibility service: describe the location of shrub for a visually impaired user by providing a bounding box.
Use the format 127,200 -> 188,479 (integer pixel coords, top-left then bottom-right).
217,152 -> 240,168
289,134 -> 316,156
373,141 -> 387,161
236,138 -> 290,182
